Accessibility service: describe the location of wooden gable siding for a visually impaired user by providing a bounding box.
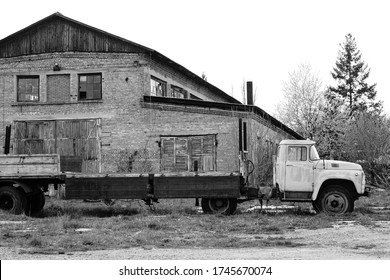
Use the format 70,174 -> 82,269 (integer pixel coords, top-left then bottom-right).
0,17 -> 146,58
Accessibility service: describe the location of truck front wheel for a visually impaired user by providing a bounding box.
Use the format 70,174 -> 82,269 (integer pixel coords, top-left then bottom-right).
0,186 -> 27,215
316,186 -> 354,215
201,198 -> 237,215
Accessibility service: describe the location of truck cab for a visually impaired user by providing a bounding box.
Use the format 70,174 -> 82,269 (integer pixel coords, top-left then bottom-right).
274,140 -> 369,214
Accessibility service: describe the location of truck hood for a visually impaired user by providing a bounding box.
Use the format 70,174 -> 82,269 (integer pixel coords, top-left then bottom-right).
316,160 -> 363,171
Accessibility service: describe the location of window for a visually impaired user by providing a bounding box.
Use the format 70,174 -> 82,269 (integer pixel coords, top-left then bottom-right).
239,119 -> 248,152
171,85 -> 188,99
287,146 -> 307,161
310,145 -> 320,160
78,74 -> 102,100
17,76 -> 39,102
150,76 -> 167,97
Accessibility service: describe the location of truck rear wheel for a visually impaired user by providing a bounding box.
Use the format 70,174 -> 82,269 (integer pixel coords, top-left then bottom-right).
201,198 -> 237,215
25,190 -> 45,215
316,186 -> 354,215
0,186 -> 27,215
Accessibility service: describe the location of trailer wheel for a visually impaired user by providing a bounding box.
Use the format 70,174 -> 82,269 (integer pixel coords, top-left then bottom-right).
201,198 -> 237,215
317,186 -> 354,215
0,186 -> 27,215
25,190 -> 45,215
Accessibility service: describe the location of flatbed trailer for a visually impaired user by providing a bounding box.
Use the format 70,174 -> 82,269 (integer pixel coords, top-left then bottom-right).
1,140 -> 369,216
0,154 -> 249,215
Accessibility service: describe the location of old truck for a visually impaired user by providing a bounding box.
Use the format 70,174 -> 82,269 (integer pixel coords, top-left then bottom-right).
274,140 -> 369,214
0,139 -> 369,216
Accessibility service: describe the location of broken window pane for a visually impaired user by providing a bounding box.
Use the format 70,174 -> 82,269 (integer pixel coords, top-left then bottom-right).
150,76 -> 167,97
171,85 -> 188,99
79,73 -> 102,100
17,76 -> 40,102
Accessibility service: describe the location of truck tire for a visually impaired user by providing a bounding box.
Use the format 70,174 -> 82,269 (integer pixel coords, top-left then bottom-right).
0,186 -> 27,215
316,186 -> 354,215
312,200 -> 321,213
201,198 -> 237,215
25,190 -> 45,215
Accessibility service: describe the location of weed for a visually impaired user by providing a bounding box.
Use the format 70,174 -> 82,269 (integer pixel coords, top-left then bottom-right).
82,239 -> 94,246
29,238 -> 43,247
2,189 -> 389,254
263,225 -> 283,233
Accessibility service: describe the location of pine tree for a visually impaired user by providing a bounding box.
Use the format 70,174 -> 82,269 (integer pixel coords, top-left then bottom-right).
329,33 -> 381,113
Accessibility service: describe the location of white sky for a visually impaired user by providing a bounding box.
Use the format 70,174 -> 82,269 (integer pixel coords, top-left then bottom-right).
1,0 -> 389,116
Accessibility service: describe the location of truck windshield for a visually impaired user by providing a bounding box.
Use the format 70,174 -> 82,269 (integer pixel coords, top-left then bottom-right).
310,145 -> 320,160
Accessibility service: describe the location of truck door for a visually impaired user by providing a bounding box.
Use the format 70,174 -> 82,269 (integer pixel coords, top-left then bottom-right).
284,145 -> 314,193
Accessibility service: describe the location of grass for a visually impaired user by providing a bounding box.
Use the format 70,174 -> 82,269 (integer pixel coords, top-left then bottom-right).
0,187 -> 389,255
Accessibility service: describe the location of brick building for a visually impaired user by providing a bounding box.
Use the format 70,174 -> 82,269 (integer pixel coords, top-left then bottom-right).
0,13 -> 302,186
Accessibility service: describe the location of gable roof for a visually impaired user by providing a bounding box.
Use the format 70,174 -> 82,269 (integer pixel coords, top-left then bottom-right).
0,12 -> 239,104
0,12 -> 150,55
0,13 -> 303,139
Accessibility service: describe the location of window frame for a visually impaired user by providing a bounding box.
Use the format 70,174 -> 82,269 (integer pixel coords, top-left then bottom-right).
150,76 -> 167,97
287,146 -> 308,162
171,85 -> 188,99
78,73 -> 102,101
239,119 -> 248,153
17,75 -> 40,102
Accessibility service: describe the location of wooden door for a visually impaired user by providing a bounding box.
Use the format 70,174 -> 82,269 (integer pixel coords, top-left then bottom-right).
14,121 -> 56,154
14,119 -> 100,173
56,119 -> 100,173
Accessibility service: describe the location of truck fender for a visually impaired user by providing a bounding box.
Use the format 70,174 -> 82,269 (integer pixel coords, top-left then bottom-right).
312,178 -> 357,201
0,180 -> 33,195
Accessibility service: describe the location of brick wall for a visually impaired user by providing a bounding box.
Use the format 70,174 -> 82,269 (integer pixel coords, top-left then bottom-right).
0,52 -> 297,179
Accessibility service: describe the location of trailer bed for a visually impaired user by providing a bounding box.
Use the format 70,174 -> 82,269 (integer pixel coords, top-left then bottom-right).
64,172 -> 242,200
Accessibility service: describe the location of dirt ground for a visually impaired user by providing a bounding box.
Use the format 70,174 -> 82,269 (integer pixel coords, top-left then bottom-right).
2,219 -> 389,260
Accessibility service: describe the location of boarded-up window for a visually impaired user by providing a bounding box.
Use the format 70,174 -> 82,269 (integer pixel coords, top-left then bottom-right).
47,74 -> 70,103
17,76 -> 39,102
161,135 -> 216,172
14,119 -> 100,173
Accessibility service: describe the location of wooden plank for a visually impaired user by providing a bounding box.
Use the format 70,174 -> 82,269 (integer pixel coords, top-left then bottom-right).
57,138 -> 75,156
0,154 -> 59,165
0,165 -> 60,176
203,155 -> 215,172
0,155 -> 60,176
14,122 -> 27,140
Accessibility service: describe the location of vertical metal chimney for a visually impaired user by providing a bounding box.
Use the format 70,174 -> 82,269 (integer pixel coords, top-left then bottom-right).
246,81 -> 253,105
